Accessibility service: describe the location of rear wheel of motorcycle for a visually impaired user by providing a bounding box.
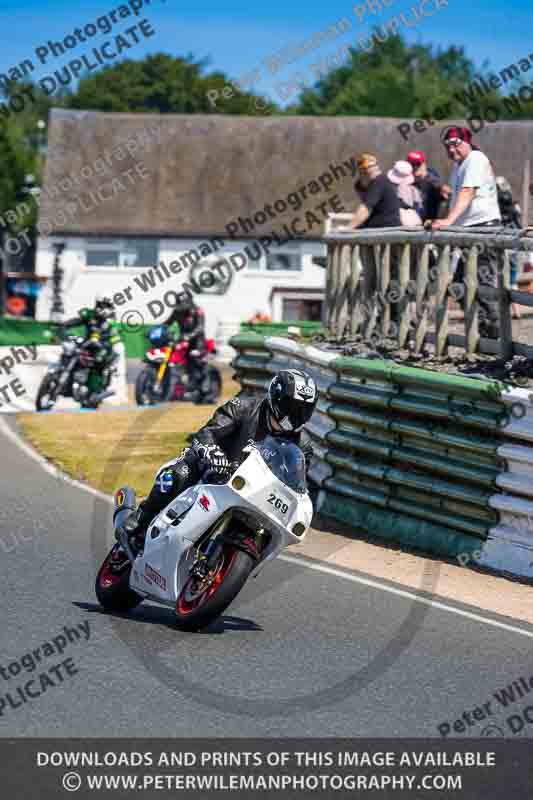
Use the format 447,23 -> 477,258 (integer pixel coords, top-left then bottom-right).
135,366 -> 170,405
175,545 -> 254,632
36,375 -> 57,411
95,544 -> 143,612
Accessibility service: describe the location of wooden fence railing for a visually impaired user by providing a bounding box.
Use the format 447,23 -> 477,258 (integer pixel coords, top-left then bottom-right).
323,215 -> 533,359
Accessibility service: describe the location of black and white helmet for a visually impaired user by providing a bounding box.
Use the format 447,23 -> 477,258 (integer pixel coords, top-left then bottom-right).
173,291 -> 195,316
94,294 -> 115,320
266,369 -> 318,432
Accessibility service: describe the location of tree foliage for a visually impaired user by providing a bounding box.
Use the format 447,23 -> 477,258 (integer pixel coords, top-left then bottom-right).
0,81 -> 53,232
67,53 -> 276,115
0,54 -> 276,221
290,35 -> 533,121
1,36 -> 532,227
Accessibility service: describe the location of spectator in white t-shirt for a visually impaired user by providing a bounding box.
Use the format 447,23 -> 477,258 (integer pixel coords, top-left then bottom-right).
432,126 -> 501,338
432,127 -> 500,229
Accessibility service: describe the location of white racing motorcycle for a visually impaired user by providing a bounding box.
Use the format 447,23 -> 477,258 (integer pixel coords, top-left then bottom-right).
95,436 -> 313,631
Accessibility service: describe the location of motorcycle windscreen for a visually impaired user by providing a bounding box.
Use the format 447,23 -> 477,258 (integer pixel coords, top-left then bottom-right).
257,436 -> 306,494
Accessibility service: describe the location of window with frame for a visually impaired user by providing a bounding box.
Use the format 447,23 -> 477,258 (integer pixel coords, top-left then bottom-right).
246,245 -> 303,272
266,252 -> 302,271
85,238 -> 159,268
282,298 -> 323,321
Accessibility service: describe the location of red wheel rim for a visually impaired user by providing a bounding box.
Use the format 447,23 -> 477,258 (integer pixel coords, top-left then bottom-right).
176,548 -> 237,616
99,546 -> 129,589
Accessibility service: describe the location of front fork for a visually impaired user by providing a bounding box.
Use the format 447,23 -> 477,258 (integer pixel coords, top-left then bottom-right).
57,356 -> 77,392
191,512 -> 232,579
191,514 -> 264,579
154,347 -> 171,392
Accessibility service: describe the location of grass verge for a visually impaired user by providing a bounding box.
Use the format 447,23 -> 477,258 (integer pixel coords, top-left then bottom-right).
17,371 -> 239,498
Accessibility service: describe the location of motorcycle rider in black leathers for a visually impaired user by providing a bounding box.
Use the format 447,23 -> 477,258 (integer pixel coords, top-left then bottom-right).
164,293 -> 210,401
120,369 -> 318,550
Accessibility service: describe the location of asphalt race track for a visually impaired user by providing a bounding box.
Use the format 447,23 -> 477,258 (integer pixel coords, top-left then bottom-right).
1,417 -> 533,738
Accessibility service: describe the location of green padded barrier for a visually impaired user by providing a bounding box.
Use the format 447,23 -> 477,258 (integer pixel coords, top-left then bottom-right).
321,490 -> 489,552
229,333 -> 505,558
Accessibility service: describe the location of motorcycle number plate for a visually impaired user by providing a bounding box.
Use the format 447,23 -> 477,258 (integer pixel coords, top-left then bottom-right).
266,492 -> 291,516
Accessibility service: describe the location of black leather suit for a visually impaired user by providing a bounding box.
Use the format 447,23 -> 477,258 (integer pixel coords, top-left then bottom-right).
138,394 -> 314,524
164,306 -> 208,395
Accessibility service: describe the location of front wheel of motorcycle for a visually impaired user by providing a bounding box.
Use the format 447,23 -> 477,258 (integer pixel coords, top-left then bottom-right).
175,544 -> 254,632
35,374 -> 58,411
135,366 -> 171,405
95,544 -> 144,612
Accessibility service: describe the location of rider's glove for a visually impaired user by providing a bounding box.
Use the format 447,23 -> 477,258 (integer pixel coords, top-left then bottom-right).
193,442 -> 229,474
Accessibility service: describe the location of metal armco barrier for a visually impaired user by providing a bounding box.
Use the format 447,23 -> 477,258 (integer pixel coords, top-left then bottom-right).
230,333 -> 533,581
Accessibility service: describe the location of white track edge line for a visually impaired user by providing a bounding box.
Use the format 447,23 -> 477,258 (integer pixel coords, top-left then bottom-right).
0,416 -> 112,504
3,416 -> 532,638
280,553 -> 533,639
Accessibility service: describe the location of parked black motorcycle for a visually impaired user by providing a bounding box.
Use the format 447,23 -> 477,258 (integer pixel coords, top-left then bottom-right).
36,329 -> 118,411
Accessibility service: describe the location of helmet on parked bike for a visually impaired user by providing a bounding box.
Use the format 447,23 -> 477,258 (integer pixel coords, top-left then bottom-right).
266,369 -> 318,433
147,325 -> 171,347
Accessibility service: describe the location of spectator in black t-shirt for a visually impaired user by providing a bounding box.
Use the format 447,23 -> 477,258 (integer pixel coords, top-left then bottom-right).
349,153 -> 401,229
406,150 -> 450,222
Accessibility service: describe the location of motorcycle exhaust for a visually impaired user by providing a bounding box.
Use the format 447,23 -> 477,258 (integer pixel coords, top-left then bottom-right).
113,487 -> 136,530
113,487 -> 137,563
92,389 -> 115,404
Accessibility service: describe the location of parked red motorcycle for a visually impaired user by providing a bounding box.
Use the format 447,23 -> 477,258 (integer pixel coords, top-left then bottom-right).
135,325 -> 222,406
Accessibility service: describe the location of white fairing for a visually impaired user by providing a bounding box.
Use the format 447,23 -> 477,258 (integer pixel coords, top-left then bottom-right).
128,448 -> 313,607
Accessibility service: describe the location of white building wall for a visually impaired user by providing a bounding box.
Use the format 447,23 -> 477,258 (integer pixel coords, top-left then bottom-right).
35,236 -> 327,341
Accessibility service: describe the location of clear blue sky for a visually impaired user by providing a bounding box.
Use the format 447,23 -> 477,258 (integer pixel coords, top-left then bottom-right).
1,0 -> 532,106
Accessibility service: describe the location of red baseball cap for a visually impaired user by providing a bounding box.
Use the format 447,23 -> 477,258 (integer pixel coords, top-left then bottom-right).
407,150 -> 426,165
442,126 -> 472,145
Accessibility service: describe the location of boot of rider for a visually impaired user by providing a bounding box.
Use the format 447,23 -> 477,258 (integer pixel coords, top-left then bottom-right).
120,485 -> 169,542
194,362 -> 210,403
200,363 -> 210,398
120,503 -> 150,541
184,361 -> 200,400
120,458 -> 195,543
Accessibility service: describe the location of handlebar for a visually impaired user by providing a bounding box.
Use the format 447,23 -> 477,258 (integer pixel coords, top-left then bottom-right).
200,459 -> 241,485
